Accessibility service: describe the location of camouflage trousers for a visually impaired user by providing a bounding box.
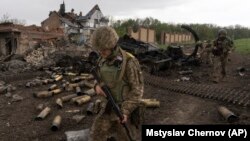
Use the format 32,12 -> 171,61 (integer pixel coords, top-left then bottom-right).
212,54 -> 228,83
200,48 -> 213,65
89,113 -> 139,141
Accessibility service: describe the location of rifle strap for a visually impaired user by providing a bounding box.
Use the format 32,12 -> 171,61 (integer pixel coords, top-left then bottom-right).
118,48 -> 129,82
96,48 -> 133,84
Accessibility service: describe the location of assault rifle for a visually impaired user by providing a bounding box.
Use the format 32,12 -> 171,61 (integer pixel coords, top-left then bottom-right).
90,67 -> 134,141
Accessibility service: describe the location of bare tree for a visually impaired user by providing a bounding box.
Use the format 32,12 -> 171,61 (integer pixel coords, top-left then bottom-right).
0,13 -> 11,23
0,13 -> 26,25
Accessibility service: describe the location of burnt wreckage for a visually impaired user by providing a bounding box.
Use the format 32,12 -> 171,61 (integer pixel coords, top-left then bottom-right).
70,25 -> 202,75
117,25 -> 202,74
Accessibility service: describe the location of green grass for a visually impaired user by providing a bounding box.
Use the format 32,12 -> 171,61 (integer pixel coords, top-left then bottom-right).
234,38 -> 250,54
158,44 -> 168,49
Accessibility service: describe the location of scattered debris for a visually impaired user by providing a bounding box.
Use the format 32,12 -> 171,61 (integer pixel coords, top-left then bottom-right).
6,60 -> 28,73
217,106 -> 239,123
36,104 -> 45,111
0,83 -> 16,94
35,107 -> 51,120
140,99 -> 160,108
93,99 -> 101,114
86,102 -> 95,115
75,95 -> 91,106
24,47 -> 56,68
179,70 -> 193,75
33,91 -> 53,98
174,79 -> 181,82
11,94 -> 24,102
65,128 -> 89,141
180,76 -> 190,81
66,109 -> 81,114
239,72 -> 245,77
5,92 -> 12,98
26,81 -> 41,88
72,115 -> 86,123
237,67 -> 247,72
0,86 -> 7,94
56,98 -> 63,108
56,94 -> 78,108
118,25 -> 202,75
237,67 -> 247,77
0,80 -> 6,86
51,115 -> 62,131
6,122 -> 10,127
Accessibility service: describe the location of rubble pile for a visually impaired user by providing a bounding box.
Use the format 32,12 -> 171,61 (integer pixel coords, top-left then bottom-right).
0,62 -> 8,72
0,80 -> 16,96
19,34 -> 29,50
23,40 -> 93,70
6,60 -> 28,72
24,47 -> 56,68
0,54 -> 28,73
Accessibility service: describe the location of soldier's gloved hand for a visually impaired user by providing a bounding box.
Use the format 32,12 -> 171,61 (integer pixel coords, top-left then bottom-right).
94,85 -> 106,97
121,114 -> 128,124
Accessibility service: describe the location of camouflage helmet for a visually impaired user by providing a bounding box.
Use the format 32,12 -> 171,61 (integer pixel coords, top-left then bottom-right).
218,29 -> 227,37
91,26 -> 119,50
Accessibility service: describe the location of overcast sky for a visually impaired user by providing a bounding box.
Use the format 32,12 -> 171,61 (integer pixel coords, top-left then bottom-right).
0,0 -> 249,27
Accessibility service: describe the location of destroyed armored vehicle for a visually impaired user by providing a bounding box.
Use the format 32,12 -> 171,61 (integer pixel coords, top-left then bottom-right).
118,25 -> 202,74
72,25 -> 202,75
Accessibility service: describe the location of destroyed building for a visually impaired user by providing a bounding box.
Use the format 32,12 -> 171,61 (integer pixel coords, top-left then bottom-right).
0,22 -> 64,56
76,4 -> 109,40
0,2 -> 109,57
0,23 -> 19,56
41,1 -> 79,34
41,2 -> 109,44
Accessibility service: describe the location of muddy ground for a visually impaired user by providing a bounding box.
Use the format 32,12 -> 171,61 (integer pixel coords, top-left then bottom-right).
0,52 -> 250,141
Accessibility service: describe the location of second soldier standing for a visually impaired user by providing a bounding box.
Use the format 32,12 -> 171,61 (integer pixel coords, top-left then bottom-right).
211,29 -> 234,83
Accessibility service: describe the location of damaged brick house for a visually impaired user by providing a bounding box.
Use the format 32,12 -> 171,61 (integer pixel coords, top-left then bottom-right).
0,23 -> 20,56
41,1 -> 79,34
0,22 -> 64,56
76,4 -> 109,40
41,2 -> 109,44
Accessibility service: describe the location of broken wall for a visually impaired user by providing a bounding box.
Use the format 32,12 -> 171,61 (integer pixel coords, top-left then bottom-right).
147,29 -> 155,43
41,12 -> 62,32
0,38 -> 5,56
160,32 -> 193,45
128,27 -> 155,43
0,32 -> 20,56
17,33 -> 29,55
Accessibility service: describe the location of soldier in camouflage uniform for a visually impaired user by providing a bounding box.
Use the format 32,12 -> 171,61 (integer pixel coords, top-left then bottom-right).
200,40 -> 213,65
89,26 -> 144,141
211,29 -> 234,83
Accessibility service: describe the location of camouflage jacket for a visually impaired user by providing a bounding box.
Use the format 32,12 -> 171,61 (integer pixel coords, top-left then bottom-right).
212,37 -> 234,56
97,47 -> 144,119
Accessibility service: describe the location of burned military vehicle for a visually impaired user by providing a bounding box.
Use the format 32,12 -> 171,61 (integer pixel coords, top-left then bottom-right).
117,25 -> 202,74
70,25 -> 202,75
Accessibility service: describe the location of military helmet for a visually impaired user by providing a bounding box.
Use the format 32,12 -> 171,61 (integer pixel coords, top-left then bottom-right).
91,26 -> 119,50
218,29 -> 227,37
